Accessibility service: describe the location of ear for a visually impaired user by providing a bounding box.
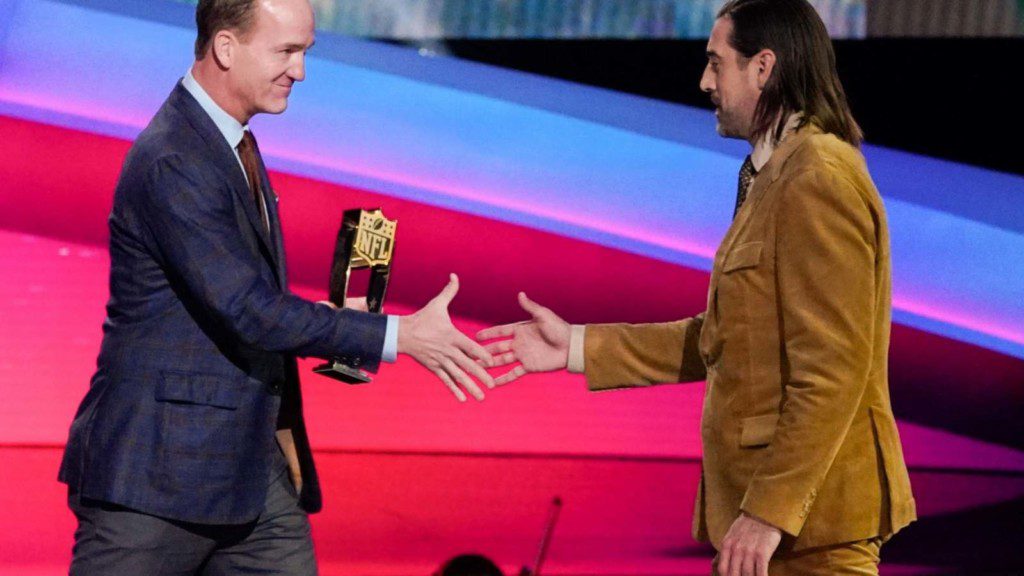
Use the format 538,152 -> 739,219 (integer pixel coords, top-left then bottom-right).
754,49 -> 777,90
211,30 -> 237,69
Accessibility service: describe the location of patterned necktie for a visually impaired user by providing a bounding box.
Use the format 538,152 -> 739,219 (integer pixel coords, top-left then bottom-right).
236,130 -> 270,233
733,155 -> 757,220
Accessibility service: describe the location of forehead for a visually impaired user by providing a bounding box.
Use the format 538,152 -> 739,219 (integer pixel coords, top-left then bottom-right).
252,0 -> 315,39
706,17 -> 734,57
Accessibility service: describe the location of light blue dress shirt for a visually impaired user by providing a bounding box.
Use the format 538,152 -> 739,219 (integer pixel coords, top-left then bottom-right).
181,68 -> 398,363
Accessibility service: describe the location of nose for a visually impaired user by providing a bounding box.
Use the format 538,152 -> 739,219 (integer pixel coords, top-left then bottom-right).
289,52 -> 306,83
699,64 -> 714,93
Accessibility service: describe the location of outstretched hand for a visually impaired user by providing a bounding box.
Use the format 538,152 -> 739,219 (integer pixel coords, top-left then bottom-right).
398,274 -> 495,402
476,292 -> 570,385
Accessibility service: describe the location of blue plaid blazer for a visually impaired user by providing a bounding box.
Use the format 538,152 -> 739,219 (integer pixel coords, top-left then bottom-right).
58,83 -> 386,524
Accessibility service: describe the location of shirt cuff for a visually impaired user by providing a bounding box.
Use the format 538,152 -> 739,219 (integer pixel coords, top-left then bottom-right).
382,315 -> 399,363
567,324 -> 586,374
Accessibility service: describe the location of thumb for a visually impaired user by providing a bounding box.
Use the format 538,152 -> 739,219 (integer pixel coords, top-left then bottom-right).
434,273 -> 459,306
518,291 -> 545,318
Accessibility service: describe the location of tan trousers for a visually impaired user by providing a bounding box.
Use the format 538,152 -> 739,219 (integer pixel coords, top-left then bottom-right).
713,538 -> 883,576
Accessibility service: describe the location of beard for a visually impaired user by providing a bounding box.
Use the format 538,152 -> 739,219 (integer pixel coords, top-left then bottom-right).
714,108 -> 749,140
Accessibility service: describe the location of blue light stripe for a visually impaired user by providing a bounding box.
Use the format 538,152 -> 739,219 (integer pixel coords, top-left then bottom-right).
2,0 -> 1022,358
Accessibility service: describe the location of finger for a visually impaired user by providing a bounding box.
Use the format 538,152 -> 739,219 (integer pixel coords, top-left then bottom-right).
476,351 -> 515,367
433,273 -> 459,307
489,351 -> 516,367
731,545 -> 746,576
455,333 -> 495,367
441,357 -> 484,401
717,548 -> 731,576
345,297 -> 368,312
518,291 -> 547,317
739,551 -> 755,576
433,368 -> 466,402
451,348 -> 496,389
755,554 -> 769,576
483,340 -> 513,355
494,365 -> 526,386
456,330 -> 491,360
728,545 -> 742,576
316,300 -> 338,309
476,322 -> 524,341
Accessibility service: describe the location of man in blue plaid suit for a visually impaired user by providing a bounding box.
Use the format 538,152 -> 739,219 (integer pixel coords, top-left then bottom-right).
58,0 -> 495,573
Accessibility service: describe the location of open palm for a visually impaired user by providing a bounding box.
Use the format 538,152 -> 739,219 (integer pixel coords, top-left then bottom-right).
476,292 -> 570,385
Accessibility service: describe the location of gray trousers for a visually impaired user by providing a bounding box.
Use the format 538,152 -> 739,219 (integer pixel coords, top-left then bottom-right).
68,451 -> 316,576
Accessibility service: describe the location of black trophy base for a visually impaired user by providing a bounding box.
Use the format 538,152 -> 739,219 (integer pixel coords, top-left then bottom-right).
313,359 -> 372,384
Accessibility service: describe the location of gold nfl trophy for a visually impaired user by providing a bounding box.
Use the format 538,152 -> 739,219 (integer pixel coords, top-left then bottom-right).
313,208 -> 397,384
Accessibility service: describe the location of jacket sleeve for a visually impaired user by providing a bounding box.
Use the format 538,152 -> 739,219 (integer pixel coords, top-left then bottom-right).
137,154 -> 386,369
583,313 -> 707,391
740,168 -> 878,536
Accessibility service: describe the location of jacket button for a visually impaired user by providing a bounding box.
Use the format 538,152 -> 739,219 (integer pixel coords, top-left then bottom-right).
269,381 -> 282,394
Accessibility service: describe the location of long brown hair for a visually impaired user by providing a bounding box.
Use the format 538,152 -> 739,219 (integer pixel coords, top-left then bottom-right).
718,0 -> 863,147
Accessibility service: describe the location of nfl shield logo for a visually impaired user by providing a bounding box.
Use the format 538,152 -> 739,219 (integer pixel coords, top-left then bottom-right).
353,209 -> 397,267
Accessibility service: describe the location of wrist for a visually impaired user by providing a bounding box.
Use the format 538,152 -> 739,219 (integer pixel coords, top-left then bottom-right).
742,511 -> 782,534
396,313 -> 415,354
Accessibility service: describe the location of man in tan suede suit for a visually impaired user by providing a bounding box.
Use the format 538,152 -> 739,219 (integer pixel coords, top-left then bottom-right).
477,1 -> 915,574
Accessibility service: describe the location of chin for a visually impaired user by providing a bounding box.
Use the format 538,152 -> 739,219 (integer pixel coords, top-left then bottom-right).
716,121 -> 743,140
260,98 -> 289,115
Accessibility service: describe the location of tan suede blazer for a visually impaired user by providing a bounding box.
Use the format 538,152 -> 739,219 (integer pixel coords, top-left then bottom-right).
583,125 -> 915,551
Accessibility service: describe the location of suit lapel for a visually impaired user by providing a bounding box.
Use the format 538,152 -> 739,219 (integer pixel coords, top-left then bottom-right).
251,136 -> 286,287
718,171 -> 769,260
171,83 -> 281,283
704,124 -> 820,337
260,160 -> 287,288
716,124 -> 819,263
229,143 -> 278,276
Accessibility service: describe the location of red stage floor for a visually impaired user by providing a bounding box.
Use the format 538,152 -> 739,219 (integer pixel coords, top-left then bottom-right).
4,446 -> 1001,575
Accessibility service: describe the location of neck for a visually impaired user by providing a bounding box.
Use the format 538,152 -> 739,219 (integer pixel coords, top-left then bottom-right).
745,111 -> 781,148
191,59 -> 251,125
748,112 -> 803,171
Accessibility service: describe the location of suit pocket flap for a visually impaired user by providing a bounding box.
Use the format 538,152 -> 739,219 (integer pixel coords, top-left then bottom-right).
156,372 -> 242,410
723,242 -> 763,273
740,413 -> 779,447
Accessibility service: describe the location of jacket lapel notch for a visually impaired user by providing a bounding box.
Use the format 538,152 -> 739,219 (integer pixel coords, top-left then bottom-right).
719,124 -> 819,257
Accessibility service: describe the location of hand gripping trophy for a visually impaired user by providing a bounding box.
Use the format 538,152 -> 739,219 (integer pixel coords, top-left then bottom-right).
313,208 -> 397,383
